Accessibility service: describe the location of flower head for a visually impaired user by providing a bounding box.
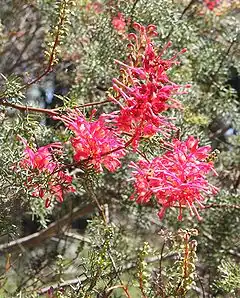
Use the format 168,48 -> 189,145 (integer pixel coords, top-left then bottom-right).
109,23 -> 189,147
112,12 -> 127,33
203,0 -> 221,10
19,137 -> 75,207
20,138 -> 61,172
130,136 -> 218,221
54,109 -> 126,172
86,1 -> 103,13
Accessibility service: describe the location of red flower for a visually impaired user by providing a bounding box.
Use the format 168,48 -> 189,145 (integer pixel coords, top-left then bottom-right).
86,1 -> 103,13
110,23 -> 189,147
20,138 -> 61,172
203,0 -> 221,10
19,137 -> 75,206
130,136 -> 218,221
54,109 -> 126,172
112,12 -> 127,33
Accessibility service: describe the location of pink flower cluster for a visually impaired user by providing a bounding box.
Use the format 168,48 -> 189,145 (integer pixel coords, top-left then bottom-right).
53,109 -> 126,172
86,1 -> 103,14
19,137 -> 75,207
203,0 -> 221,10
18,23 -> 218,220
112,12 -> 127,33
110,23 -> 189,147
129,136 -> 218,221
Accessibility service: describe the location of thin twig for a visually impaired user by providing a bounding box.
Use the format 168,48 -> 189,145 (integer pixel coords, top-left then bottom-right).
1,101 -> 58,116
22,1 -> 67,88
107,285 -> 131,298
212,37 -> 238,81
165,0 -> 197,41
159,241 -> 165,292
197,274 -> 206,298
129,0 -> 140,27
206,35 -> 238,91
204,203 -> 240,210
139,269 -> 147,298
179,0 -> 197,20
74,100 -> 110,109
1,99 -> 111,116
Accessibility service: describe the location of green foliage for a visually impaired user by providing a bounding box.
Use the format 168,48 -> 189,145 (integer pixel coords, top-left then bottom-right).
0,74 -> 24,100
215,259 -> 240,296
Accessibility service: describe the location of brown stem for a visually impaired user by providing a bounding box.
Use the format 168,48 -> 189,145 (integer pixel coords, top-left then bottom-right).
139,270 -> 147,298
1,98 -> 113,119
158,241 -> 166,296
74,100 -> 110,109
107,285 -> 131,298
204,203 -> 240,209
179,0 -> 197,20
212,37 -> 237,81
22,1 -> 67,88
1,101 -> 59,116
183,234 -> 190,279
129,0 -> 140,27
86,186 -> 107,225
171,203 -> 240,210
1,99 -> 111,116
136,149 -> 150,162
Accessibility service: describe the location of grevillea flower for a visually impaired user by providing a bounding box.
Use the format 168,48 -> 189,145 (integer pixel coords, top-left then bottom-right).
203,0 -> 221,10
109,22 -> 189,147
112,12 -> 127,33
130,136 -> 218,221
86,1 -> 103,13
53,109 -> 126,172
19,137 -> 75,207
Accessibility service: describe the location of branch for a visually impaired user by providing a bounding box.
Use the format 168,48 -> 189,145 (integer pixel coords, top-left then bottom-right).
213,37 -> 238,80
169,203 -> 240,211
206,35 -> 238,89
106,285 -> 131,298
22,1 -> 67,88
38,277 -> 86,295
129,0 -> 140,27
1,101 -> 59,116
204,203 -> 240,210
178,0 -> 198,22
165,0 -> 197,41
75,100 -> 110,109
1,98 -> 111,116
0,203 -> 95,253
